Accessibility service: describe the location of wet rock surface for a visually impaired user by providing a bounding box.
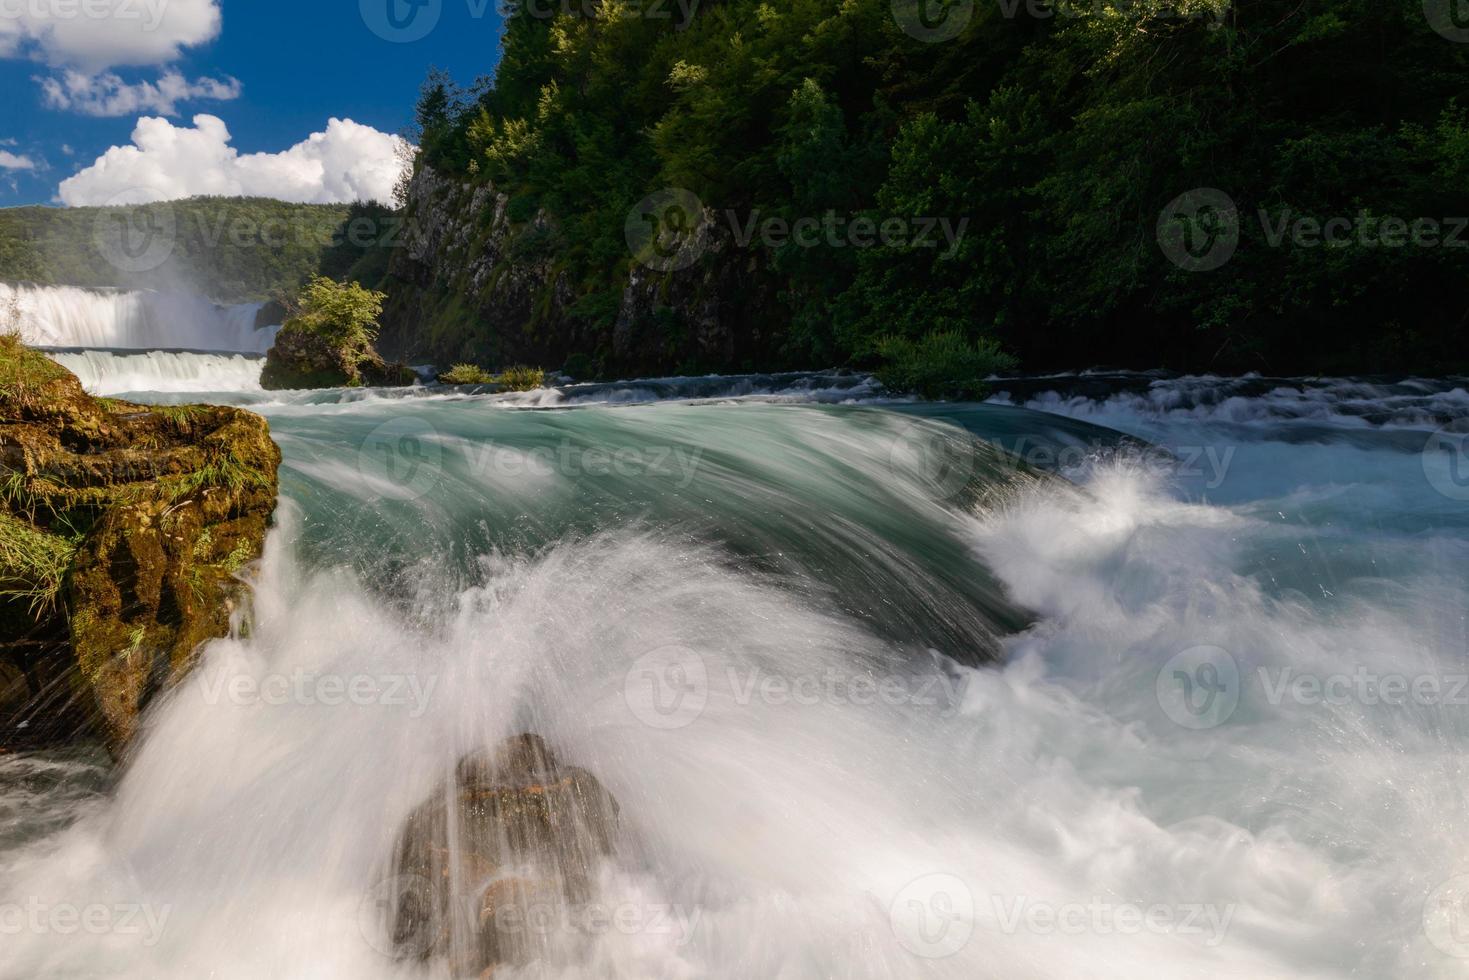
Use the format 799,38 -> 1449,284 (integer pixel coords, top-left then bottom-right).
0,337 -> 280,753
386,734 -> 621,977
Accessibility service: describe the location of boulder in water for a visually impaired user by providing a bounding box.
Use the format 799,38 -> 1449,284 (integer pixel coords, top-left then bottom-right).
259,319 -> 415,389
384,734 -> 621,976
259,277 -> 415,390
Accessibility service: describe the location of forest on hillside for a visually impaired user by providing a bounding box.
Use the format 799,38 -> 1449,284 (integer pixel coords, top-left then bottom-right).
0,198 -> 397,303
406,0 -> 1469,376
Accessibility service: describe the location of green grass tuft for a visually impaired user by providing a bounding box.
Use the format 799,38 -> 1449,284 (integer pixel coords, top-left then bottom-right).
439,363 -> 496,385
493,365 -> 545,392
0,510 -> 79,615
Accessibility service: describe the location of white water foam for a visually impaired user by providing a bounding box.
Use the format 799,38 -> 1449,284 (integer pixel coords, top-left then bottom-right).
0,389 -> 1465,979
989,373 -> 1469,429
2,282 -> 278,353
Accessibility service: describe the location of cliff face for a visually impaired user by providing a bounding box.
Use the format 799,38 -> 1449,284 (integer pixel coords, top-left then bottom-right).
0,338 -> 280,754
378,167 -> 780,377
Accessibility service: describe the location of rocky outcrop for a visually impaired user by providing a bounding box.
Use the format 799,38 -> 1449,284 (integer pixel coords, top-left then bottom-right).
379,166 -> 779,377
383,734 -> 620,976
259,320 -> 414,390
0,336 -> 280,753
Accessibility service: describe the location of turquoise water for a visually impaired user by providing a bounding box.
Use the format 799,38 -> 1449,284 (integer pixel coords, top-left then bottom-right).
3,362 -> 1468,979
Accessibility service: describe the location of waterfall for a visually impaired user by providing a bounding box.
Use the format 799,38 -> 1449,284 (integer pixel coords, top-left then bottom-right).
1,282 -> 280,353
45,350 -> 266,395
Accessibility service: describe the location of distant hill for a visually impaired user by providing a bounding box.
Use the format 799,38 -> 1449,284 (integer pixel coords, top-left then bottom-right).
0,197 -> 399,304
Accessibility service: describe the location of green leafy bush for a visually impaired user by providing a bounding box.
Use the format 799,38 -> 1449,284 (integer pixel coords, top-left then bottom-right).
493,366 -> 545,391
288,276 -> 386,347
874,332 -> 1017,401
439,363 -> 496,385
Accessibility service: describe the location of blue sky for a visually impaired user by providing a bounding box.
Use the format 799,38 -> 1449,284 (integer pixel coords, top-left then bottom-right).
0,0 -> 506,206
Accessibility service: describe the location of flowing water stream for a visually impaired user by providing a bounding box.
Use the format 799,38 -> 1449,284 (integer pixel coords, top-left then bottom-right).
2,291 -> 1468,978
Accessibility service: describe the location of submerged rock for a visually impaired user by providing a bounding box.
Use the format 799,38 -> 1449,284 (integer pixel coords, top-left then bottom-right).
385,734 -> 620,976
0,336 -> 280,753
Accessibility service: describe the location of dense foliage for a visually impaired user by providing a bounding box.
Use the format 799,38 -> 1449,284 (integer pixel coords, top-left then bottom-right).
285,276 -> 388,350
0,198 -> 398,304
260,277 -> 414,390
412,0 -> 1469,376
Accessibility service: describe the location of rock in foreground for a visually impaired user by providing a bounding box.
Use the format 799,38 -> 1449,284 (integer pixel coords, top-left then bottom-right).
385,734 -> 621,976
0,336 -> 280,753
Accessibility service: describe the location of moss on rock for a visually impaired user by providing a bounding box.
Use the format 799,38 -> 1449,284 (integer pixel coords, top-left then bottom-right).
0,334 -> 280,753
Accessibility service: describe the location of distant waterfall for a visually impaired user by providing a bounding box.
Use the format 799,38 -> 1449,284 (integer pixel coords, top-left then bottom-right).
1,282 -> 280,353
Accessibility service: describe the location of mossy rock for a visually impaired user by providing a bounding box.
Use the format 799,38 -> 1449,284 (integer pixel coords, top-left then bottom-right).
261,320 -> 415,390
0,335 -> 280,753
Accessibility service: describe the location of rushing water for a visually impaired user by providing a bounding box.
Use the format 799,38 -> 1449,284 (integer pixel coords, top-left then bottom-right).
3,313 -> 1468,978
43,349 -> 268,395
2,283 -> 277,353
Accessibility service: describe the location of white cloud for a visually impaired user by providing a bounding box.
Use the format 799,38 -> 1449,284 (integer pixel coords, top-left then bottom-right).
0,150 -> 38,171
58,115 -> 409,206
0,0 -> 221,71
38,69 -> 240,116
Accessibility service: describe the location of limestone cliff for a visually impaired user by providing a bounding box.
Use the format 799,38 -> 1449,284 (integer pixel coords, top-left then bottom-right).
378,166 -> 780,378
